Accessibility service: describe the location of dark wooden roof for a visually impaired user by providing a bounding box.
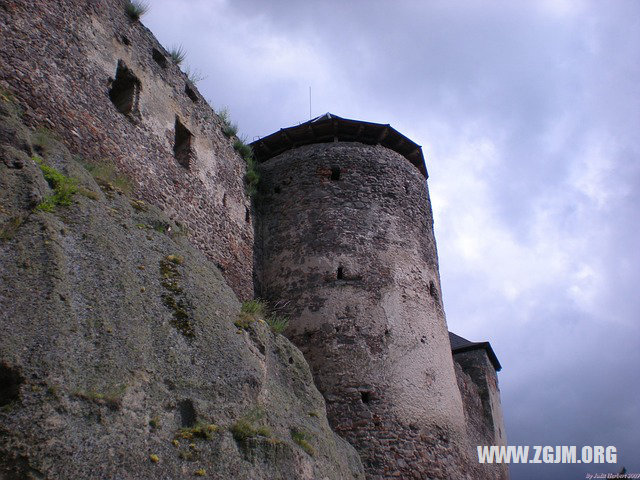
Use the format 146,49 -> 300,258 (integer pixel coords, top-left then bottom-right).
449,332 -> 502,371
249,113 -> 428,178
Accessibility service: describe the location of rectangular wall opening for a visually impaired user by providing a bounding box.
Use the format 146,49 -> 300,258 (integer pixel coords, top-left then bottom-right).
152,48 -> 168,68
109,60 -> 141,116
174,116 -> 194,168
184,84 -> 198,102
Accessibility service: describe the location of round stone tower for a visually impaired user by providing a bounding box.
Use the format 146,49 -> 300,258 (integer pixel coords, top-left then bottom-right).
252,114 -> 472,479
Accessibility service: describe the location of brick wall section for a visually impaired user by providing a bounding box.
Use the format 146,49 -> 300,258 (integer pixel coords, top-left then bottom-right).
454,350 -> 509,480
255,142 -> 479,479
0,0 -> 253,298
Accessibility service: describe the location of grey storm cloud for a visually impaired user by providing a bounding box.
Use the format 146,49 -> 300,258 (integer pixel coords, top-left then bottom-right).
144,1 -> 639,478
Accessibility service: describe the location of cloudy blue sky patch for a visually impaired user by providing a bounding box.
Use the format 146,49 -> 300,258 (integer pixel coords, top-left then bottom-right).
145,2 -> 639,478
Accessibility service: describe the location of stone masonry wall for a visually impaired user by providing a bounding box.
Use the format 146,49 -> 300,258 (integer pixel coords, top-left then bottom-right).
0,0 -> 253,298
255,142 -> 480,479
454,349 -> 509,480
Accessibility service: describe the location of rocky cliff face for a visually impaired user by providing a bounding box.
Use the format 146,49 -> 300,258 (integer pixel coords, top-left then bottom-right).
0,92 -> 364,479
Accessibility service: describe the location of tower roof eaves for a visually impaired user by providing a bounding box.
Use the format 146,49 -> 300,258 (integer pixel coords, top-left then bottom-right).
250,113 -> 428,178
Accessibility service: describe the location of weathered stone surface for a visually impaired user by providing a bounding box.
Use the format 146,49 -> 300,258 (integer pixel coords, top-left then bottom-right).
255,142 -> 482,479
0,0 -> 253,299
0,104 -> 364,480
454,350 -> 509,480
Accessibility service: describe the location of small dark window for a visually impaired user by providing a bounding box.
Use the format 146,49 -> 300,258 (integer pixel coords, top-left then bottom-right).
184,84 -> 198,102
245,207 -> 250,223
152,48 -> 168,68
174,116 -> 193,168
429,281 -> 438,301
274,186 -> 281,194
121,35 -> 131,46
330,166 -> 341,181
109,60 -> 141,116
0,364 -> 23,406
178,399 -> 196,427
360,391 -> 371,404
337,266 -> 344,280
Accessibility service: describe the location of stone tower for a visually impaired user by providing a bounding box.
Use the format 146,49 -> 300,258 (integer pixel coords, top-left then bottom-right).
252,114 -> 476,479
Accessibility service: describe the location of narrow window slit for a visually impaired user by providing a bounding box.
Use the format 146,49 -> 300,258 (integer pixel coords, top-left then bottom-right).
429,281 -> 439,301
337,266 -> 344,280
245,207 -> 250,223
184,84 -> 198,102
109,60 -> 141,117
360,391 -> 371,404
0,364 -> 23,406
178,399 -> 196,427
152,48 -> 168,68
174,116 -> 194,168
330,166 -> 341,181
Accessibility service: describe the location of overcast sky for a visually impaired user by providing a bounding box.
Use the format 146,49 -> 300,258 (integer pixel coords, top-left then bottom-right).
144,1 -> 639,478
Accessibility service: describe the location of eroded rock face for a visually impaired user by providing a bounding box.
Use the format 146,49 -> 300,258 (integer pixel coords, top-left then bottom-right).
0,98 -> 364,480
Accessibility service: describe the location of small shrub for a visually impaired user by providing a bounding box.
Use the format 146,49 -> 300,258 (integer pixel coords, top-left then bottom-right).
241,299 -> 266,315
168,45 -> 187,65
73,384 -> 126,409
217,108 -> 238,138
125,0 -> 149,21
232,137 -> 260,197
233,138 -> 253,160
177,422 -> 219,441
230,419 -> 271,442
34,157 -> 78,212
184,65 -> 206,84
149,453 -> 159,463
245,159 -> 260,197
291,428 -> 315,456
217,107 -> 230,124
194,469 -> 206,477
236,300 -> 289,333
222,122 -> 238,138
234,313 -> 254,330
166,254 -> 184,265
235,299 -> 266,329
265,314 -> 289,334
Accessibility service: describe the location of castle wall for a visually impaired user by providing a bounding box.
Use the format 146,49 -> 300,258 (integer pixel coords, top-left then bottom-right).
255,141 -> 477,479
0,0 -> 253,298
454,349 -> 509,480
